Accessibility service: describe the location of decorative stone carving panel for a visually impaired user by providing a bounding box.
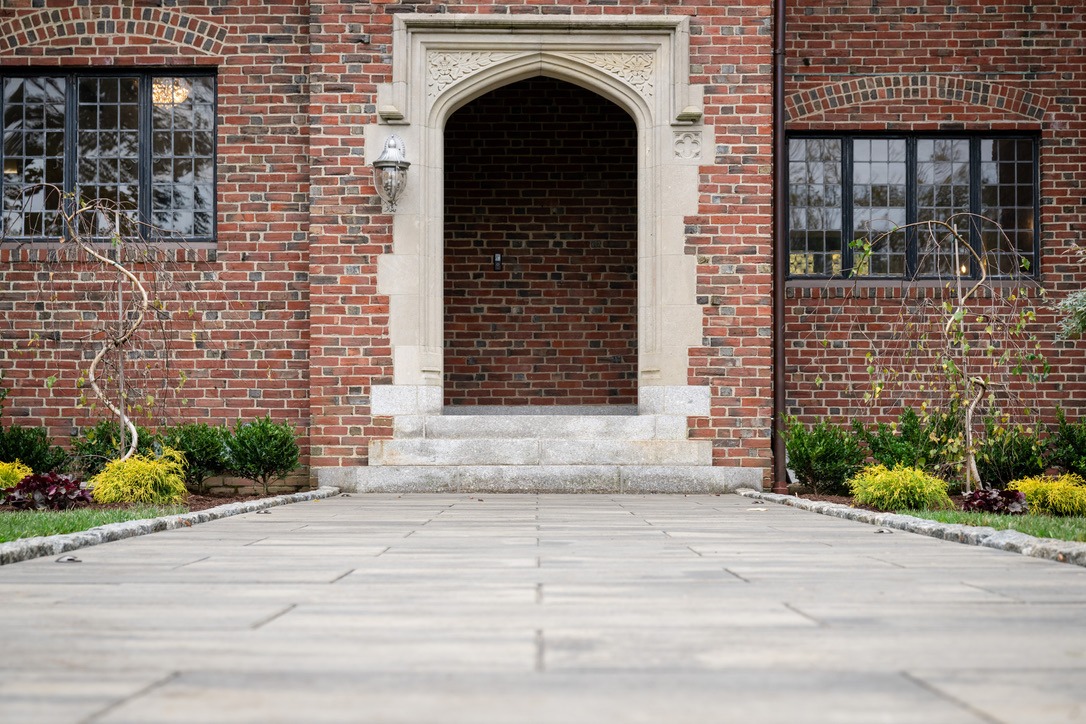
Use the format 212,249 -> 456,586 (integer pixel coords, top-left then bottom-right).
427,51 -> 515,100
673,131 -> 701,160
567,52 -> 655,100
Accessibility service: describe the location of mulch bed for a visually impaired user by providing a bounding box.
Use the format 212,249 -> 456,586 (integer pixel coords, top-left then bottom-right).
794,493 -> 969,512
184,494 -> 269,512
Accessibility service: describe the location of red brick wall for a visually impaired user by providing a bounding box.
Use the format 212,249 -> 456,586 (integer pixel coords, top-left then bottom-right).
443,77 -> 638,407
0,1 -> 311,490
784,1 -> 1086,430
1,0 -> 781,481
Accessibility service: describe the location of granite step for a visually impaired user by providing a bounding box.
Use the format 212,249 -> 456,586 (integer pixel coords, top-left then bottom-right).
319,464 -> 762,494
368,438 -> 713,467
392,414 -> 688,441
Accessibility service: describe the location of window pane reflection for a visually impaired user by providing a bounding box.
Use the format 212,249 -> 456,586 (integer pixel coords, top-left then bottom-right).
852,138 -> 907,276
788,138 -> 843,276
150,76 -> 215,238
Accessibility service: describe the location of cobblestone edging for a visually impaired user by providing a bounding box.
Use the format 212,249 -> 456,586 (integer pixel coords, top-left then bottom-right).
738,489 -> 1086,568
0,487 -> 342,566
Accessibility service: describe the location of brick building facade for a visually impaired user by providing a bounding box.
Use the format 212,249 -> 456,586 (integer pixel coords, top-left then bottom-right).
0,1 -> 1082,492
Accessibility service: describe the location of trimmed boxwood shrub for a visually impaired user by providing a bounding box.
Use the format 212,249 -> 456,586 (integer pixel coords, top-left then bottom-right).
780,416 -> 866,495
164,422 -> 228,493
1048,409 -> 1086,478
224,416 -> 299,496
0,425 -> 67,474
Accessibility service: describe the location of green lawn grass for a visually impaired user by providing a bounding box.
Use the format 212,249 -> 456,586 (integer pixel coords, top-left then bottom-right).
0,506 -> 187,543
903,509 -> 1086,543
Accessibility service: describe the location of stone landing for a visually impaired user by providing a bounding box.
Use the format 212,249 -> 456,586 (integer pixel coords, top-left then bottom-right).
316,404 -> 763,493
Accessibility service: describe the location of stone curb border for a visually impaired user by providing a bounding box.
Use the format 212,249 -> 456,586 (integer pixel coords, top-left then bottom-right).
738,488 -> 1086,568
0,486 -> 342,566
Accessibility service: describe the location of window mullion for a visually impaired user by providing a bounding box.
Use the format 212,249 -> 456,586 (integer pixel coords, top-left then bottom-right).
968,137 -> 982,280
64,74 -> 78,241
906,137 -> 917,278
1031,136 -> 1041,278
139,73 -> 152,242
842,138 -> 854,276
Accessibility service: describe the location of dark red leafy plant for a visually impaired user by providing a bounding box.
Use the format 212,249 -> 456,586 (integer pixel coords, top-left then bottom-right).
2,473 -> 93,511
961,488 -> 1028,515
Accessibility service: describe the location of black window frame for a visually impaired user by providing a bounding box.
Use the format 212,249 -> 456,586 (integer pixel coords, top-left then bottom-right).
0,68 -> 217,244
786,132 -> 1041,281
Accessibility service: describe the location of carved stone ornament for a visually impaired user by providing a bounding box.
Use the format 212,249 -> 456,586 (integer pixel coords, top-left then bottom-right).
569,53 -> 655,99
427,51 -> 513,99
673,131 -> 701,160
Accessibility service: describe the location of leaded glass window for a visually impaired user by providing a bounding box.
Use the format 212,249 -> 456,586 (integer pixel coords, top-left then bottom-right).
786,134 -> 1039,279
1,72 -> 216,242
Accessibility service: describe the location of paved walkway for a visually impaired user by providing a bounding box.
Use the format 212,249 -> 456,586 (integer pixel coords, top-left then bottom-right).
2,494 -> 1084,723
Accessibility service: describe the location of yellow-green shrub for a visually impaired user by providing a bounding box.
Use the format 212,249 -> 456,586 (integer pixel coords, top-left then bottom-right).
849,464 -> 954,512
0,460 -> 33,489
1009,474 -> 1086,517
90,448 -> 188,505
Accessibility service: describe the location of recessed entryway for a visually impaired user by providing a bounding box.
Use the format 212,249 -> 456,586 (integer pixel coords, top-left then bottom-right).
443,77 -> 638,408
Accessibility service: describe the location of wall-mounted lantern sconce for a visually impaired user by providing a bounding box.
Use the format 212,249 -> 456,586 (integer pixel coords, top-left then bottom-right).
373,135 -> 410,212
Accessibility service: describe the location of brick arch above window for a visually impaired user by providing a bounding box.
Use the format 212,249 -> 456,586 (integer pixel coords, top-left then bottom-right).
786,75 -> 1049,124
0,7 -> 229,57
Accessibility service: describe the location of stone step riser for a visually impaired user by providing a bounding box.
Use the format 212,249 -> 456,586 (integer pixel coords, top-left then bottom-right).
318,465 -> 762,494
392,414 -> 689,441
369,439 -> 713,467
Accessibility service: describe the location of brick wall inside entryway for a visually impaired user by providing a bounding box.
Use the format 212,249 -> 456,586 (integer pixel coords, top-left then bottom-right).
443,76 -> 638,407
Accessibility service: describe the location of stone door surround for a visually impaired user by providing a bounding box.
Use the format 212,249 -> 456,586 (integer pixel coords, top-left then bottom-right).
366,14 -> 708,413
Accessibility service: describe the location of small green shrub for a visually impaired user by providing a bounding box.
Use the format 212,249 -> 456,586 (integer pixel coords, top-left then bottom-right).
90,447 -> 188,506
855,406 -> 966,477
781,416 -> 866,495
1048,409 -> 1086,478
1009,474 -> 1086,517
854,408 -> 935,469
72,420 -> 160,478
164,422 -> 228,493
976,422 -> 1046,490
0,460 -> 33,489
849,464 -> 954,512
0,425 -> 67,474
224,416 -> 299,496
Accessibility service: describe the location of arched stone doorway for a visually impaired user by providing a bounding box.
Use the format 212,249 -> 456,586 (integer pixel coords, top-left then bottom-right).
443,77 -> 638,408
342,15 -> 760,492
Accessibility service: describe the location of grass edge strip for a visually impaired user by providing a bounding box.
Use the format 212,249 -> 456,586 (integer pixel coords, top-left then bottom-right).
0,486 -> 342,566
737,488 -> 1086,568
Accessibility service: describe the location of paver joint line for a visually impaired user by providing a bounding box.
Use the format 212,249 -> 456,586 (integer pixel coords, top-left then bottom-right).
900,672 -> 1007,724
737,488 -> 1086,568
0,486 -> 341,566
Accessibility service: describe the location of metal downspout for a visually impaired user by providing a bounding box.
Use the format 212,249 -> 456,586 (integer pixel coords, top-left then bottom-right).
771,0 -> 789,493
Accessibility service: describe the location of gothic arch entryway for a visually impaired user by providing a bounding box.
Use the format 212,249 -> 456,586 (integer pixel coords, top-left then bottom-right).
329,14 -> 762,493
443,77 -> 638,408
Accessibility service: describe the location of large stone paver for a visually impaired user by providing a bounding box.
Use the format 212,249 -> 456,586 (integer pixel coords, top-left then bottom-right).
1,494 -> 1084,723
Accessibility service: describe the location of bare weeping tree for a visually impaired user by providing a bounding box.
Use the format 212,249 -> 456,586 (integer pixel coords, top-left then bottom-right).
795,213 -> 1048,493
2,184 -> 236,463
